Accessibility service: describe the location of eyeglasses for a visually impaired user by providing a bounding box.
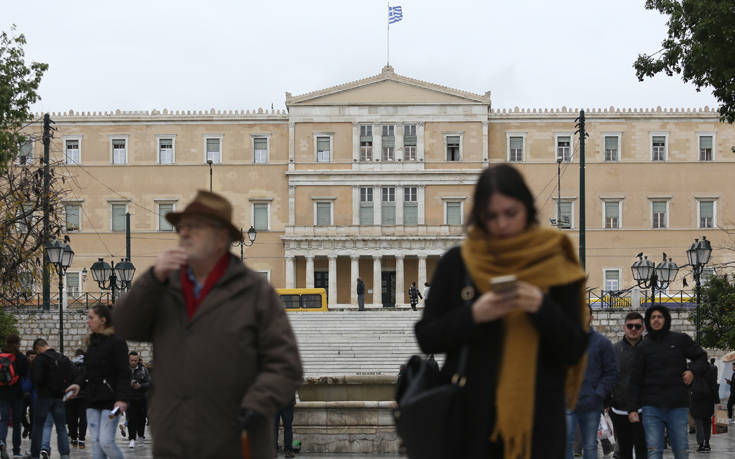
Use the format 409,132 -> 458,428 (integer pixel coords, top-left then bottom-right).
625,323 -> 643,330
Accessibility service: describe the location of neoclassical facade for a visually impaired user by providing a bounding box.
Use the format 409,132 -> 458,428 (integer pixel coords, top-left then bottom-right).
20,66 -> 735,307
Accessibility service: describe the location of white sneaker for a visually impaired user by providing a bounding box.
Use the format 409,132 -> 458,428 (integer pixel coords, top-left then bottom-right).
129,439 -> 135,448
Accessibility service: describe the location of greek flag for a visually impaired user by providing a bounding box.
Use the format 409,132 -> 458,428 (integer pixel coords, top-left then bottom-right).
388,5 -> 403,24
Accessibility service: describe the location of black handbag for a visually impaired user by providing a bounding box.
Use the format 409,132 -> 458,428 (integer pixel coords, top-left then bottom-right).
393,272 -> 473,459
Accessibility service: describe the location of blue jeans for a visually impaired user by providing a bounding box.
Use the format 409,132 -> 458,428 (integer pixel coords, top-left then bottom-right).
86,408 -> 123,459
641,405 -> 689,459
566,409 -> 599,459
31,398 -> 69,457
0,398 -> 23,455
42,413 -> 52,452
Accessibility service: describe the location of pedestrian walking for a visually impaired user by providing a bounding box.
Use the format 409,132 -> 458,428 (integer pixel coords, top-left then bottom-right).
422,282 -> 430,303
29,338 -> 73,459
726,361 -> 735,422
608,312 -> 647,459
565,304 -> 618,459
65,304 -> 131,459
111,190 -> 303,458
126,351 -> 150,448
273,393 -> 296,458
690,361 -> 717,452
65,349 -> 87,450
629,305 -> 708,459
415,164 -> 589,458
0,334 -> 29,459
408,282 -> 422,311
356,277 -> 365,311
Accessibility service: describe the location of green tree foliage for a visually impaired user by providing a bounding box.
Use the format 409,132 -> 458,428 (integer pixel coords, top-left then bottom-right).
690,275 -> 735,350
0,308 -> 18,347
634,0 -> 735,123
1,25 -> 48,167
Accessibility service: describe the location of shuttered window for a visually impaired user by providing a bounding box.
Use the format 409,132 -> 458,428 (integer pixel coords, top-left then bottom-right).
403,187 -> 418,226
359,187 -> 373,225
112,204 -> 127,232
316,202 -> 331,226
112,138 -> 127,164
254,137 -> 268,164
604,136 -> 618,161
509,136 -> 523,162
652,201 -> 667,228
316,137 -> 331,162
699,201 -> 714,228
253,203 -> 269,230
699,136 -> 713,161
446,202 -> 462,225
65,204 -> 81,232
158,203 -> 174,231
206,138 -> 221,163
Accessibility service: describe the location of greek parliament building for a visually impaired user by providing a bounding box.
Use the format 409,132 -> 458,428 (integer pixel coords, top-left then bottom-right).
26,66 -> 734,308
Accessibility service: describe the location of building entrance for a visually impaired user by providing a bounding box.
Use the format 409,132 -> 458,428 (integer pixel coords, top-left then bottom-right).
381,271 -> 396,307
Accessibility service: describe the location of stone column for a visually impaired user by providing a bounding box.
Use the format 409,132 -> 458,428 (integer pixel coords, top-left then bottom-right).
372,255 -> 382,307
374,186 -> 382,225
482,121 -> 489,165
350,255 -> 359,306
352,123 -> 359,164
328,255 -> 337,307
288,121 -> 295,171
418,255 -> 427,292
395,255 -> 405,306
285,256 -> 295,288
396,186 -> 404,225
305,256 -> 314,288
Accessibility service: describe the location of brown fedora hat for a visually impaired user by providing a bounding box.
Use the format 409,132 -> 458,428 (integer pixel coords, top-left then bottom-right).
165,190 -> 243,241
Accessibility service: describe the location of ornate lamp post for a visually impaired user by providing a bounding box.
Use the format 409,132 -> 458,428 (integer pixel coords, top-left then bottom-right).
631,253 -> 679,308
90,258 -> 136,304
233,226 -> 257,261
207,159 -> 213,192
687,236 -> 712,344
46,239 -> 74,355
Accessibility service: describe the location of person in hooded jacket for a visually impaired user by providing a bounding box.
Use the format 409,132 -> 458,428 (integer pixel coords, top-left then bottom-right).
689,360 -> 717,452
66,304 -> 132,459
65,349 -> 87,449
629,304 -> 708,459
415,165 -> 589,459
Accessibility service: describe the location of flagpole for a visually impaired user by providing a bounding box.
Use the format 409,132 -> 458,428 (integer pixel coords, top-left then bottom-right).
386,1 -> 390,66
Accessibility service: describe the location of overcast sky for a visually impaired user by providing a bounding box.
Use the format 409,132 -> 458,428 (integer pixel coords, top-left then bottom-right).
5,0 -> 719,114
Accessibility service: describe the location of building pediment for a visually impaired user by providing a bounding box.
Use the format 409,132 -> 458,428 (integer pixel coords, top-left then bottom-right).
286,65 -> 490,107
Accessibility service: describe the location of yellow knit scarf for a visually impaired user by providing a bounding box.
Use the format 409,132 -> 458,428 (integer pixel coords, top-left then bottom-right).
460,225 -> 589,459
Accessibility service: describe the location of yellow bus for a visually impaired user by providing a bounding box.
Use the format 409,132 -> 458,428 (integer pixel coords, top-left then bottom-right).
276,288 -> 328,311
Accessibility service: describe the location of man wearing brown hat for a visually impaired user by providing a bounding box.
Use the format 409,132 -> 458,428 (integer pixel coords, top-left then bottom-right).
112,190 -> 303,458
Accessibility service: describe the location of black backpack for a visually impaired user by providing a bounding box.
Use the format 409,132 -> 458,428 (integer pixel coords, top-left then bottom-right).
46,353 -> 73,398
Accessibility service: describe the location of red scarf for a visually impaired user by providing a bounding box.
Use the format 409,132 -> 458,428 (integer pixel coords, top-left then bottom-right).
180,253 -> 230,320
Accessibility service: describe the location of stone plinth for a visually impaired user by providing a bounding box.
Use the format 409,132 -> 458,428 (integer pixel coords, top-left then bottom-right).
300,375 -> 396,402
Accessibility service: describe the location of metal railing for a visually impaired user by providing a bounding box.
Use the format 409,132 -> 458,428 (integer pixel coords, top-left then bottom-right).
588,288 -> 696,309
588,289 -> 633,309
0,291 -> 120,310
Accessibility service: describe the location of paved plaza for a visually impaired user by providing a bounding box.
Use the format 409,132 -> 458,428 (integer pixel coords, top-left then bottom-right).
11,423 -> 735,458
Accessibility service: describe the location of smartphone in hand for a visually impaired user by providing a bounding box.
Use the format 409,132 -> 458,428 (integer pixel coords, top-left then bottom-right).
490,275 -> 517,293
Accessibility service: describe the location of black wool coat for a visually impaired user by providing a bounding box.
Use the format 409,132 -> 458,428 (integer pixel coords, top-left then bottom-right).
414,247 -> 588,459
690,365 -> 717,418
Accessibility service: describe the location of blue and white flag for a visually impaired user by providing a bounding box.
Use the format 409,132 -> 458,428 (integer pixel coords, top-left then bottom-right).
388,5 -> 403,24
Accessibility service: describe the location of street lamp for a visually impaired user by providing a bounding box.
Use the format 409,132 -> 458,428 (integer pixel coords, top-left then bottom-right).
46,239 -> 74,355
207,159 -> 213,192
233,226 -> 257,261
90,257 -> 136,304
631,253 -> 679,308
687,236 -> 713,344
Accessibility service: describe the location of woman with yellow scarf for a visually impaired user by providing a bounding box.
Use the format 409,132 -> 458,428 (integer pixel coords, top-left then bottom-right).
415,164 -> 589,459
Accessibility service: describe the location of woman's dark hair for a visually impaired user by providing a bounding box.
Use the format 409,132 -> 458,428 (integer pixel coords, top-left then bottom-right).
90,303 -> 113,329
469,164 -> 538,231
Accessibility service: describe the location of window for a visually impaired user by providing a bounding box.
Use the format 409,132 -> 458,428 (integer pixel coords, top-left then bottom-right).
253,202 -> 269,231
555,201 -> 573,229
111,203 -> 128,232
446,202 -> 462,225
158,202 -> 175,231
382,125 -> 395,161
604,135 -> 619,161
18,272 -> 34,297
360,125 -> 373,161
66,272 -> 81,298
652,201 -> 667,229
315,202 -> 332,226
359,187 -> 373,225
701,267 -> 716,285
65,138 -> 81,164
556,136 -> 572,162
205,137 -> 222,163
404,125 -> 417,161
253,137 -> 268,164
403,187 -> 418,225
65,204 -> 81,232
699,135 -> 713,161
508,136 -> 524,162
111,138 -> 127,164
16,203 -> 34,233
18,140 -> 33,165
316,136 -> 331,162
698,200 -> 715,228
255,271 -> 270,282
158,136 -> 175,164
604,201 -> 620,229
381,187 -> 396,225
604,269 -> 620,292
446,135 -> 460,161
651,135 -> 666,161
